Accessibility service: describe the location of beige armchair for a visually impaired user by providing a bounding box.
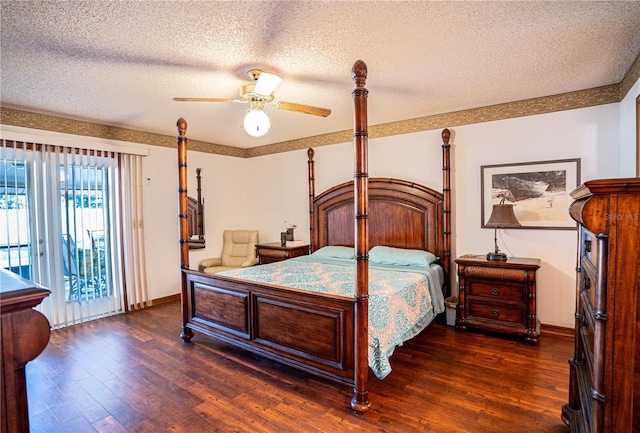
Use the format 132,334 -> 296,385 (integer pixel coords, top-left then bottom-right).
198,229 -> 259,274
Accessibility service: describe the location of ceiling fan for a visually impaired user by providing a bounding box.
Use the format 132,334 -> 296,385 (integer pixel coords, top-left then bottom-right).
173,69 -> 331,137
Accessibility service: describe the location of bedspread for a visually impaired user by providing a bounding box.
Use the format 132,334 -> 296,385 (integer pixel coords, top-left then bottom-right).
218,255 -> 445,379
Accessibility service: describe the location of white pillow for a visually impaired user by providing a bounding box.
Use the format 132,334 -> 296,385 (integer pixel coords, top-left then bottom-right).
369,245 -> 437,267
311,245 -> 355,260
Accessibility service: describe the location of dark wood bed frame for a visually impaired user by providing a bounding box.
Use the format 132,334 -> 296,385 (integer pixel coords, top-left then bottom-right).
176,60 -> 452,414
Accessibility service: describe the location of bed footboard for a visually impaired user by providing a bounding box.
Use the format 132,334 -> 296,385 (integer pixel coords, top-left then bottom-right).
182,270 -> 356,385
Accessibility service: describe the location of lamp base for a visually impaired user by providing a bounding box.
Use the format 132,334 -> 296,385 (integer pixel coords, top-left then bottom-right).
486,251 -> 508,261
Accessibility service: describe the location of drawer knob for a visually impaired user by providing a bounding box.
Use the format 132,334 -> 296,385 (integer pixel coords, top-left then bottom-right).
492,309 -> 500,318
491,288 -> 500,296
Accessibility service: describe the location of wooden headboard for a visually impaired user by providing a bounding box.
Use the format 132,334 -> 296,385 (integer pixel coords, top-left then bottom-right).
311,178 -> 444,255
306,129 -> 452,294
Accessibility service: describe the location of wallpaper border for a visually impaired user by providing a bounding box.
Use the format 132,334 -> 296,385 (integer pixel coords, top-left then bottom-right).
0,83 -> 626,159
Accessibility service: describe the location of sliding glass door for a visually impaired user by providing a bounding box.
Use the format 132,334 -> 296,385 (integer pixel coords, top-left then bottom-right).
1,142 -> 124,327
60,163 -> 112,302
0,161 -> 29,277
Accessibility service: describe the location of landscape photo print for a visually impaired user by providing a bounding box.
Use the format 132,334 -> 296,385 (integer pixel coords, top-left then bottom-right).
481,158 -> 581,230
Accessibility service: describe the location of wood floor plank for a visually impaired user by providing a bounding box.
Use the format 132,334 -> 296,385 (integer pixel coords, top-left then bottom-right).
27,300 -> 572,432
93,415 -> 128,433
75,375 -> 146,429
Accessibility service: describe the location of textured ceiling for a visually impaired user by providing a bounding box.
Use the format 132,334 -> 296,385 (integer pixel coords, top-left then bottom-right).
2,1 -> 640,149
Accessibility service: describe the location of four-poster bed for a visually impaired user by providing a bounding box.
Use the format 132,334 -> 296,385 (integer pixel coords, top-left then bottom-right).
176,60 -> 452,413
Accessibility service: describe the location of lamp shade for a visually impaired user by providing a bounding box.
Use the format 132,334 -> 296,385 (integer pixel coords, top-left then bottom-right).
486,202 -> 521,228
485,198 -> 520,261
253,71 -> 282,97
243,109 -> 271,137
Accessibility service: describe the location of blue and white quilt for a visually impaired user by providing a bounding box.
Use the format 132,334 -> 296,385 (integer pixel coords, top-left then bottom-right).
218,255 -> 445,379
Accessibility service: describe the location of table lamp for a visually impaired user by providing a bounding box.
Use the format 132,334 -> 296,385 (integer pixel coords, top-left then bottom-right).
486,197 -> 521,260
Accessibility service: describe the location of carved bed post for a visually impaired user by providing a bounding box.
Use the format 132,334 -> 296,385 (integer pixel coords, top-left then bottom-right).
196,167 -> 204,240
351,59 -> 371,414
441,128 -> 452,295
176,118 -> 194,342
307,148 -> 315,252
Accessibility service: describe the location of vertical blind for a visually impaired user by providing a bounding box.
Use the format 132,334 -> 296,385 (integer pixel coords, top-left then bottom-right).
1,139 -> 149,328
120,153 -> 149,311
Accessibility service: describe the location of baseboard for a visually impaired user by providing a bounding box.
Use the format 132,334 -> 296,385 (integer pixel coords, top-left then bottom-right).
151,293 -> 180,305
541,323 -> 574,339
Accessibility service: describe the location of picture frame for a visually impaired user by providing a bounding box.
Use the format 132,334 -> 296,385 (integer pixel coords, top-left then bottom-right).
481,158 -> 581,230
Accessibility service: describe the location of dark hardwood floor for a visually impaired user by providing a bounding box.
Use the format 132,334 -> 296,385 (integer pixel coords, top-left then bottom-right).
26,301 -> 572,433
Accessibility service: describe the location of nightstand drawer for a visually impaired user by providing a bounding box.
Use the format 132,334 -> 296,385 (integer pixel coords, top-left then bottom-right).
256,243 -> 309,264
259,248 -> 290,260
468,281 -> 525,303
468,301 -> 525,324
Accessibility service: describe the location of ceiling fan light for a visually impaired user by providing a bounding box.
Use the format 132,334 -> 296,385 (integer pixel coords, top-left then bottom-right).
253,71 -> 282,97
243,109 -> 271,137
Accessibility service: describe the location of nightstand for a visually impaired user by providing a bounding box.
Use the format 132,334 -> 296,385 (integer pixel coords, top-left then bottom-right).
256,242 -> 310,264
455,255 -> 541,343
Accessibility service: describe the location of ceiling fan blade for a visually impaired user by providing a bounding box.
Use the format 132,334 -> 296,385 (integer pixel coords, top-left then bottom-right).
253,71 -> 282,98
173,97 -> 240,103
272,101 -> 331,117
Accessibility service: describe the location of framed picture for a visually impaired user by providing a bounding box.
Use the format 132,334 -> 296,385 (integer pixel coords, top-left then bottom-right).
481,158 -> 581,230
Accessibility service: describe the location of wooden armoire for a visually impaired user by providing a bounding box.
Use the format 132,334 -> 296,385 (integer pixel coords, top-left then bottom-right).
562,178 -> 640,433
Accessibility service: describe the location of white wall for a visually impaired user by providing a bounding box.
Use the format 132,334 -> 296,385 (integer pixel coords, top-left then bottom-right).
144,147 -> 249,300
620,81 -> 640,176
245,149 -> 312,244
141,146 -> 179,300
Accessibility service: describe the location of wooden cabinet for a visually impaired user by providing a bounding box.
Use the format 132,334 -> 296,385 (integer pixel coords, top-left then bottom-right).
256,242 -> 309,264
455,255 -> 541,343
1,269 -> 51,433
561,178 -> 640,433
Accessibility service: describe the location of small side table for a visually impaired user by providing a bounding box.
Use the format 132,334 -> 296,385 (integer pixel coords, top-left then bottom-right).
455,255 -> 541,343
256,242 -> 310,264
